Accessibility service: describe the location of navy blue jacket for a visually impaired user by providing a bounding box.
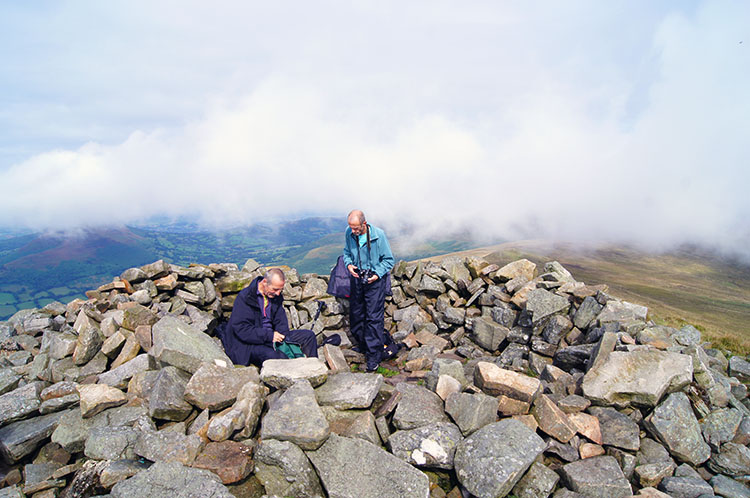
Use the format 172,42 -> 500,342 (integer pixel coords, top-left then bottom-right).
220,276 -> 290,366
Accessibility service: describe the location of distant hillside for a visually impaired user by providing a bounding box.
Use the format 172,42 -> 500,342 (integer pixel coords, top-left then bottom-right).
419,240 -> 750,354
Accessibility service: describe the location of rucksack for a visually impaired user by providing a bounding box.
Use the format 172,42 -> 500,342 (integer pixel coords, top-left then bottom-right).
327,255 -> 393,297
274,341 -> 305,359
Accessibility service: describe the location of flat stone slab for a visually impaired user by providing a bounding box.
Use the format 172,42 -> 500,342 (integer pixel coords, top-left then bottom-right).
192,440 -> 253,484
387,421 -> 463,469
582,350 -> 692,407
260,379 -> 330,450
260,357 -> 329,389
97,354 -> 157,389
474,361 -> 541,403
306,433 -> 430,498
184,363 -> 260,411
314,372 -> 383,409
134,430 -> 204,466
110,461 -> 233,498
0,410 -> 71,464
148,366 -> 193,421
78,383 -> 127,418
644,392 -> 710,466
0,382 -> 44,428
525,288 -> 570,324
151,316 -> 232,374
445,392 -> 498,436
588,407 -> 640,452
454,419 -> 545,498
84,426 -> 140,460
561,455 -> 632,498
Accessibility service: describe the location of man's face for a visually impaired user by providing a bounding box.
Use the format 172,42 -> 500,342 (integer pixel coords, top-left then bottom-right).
262,276 -> 285,298
349,219 -> 366,235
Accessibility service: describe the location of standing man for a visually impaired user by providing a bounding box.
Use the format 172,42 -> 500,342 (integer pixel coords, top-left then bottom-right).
343,210 -> 396,371
219,268 -> 318,368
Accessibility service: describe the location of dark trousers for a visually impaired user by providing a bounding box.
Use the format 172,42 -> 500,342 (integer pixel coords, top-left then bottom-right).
247,329 -> 318,367
349,275 -> 389,360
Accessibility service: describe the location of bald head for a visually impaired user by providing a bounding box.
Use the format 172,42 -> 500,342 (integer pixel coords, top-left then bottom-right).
347,210 -> 365,224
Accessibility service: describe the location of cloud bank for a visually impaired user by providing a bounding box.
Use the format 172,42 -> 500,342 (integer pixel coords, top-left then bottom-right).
0,1 -> 748,259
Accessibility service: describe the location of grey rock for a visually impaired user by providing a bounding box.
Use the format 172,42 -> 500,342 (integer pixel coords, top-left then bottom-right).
98,353 -> 158,389
0,486 -> 24,498
574,296 -> 603,330
39,393 -> 79,414
110,461 -> 233,498
392,382 -> 450,430
658,476 -> 714,498
417,275 -> 446,294
72,312 -> 104,365
0,409 -> 70,464
121,267 -> 147,283
454,418 -> 545,498
151,316 -> 232,373
582,350 -> 693,407
560,455 -> 632,498
314,372 -> 383,409
554,344 -> 596,371
708,442 -> 750,476
148,366 -> 193,421
183,363 -> 260,411
729,356 -> 750,383
702,408 -> 743,451
445,392 -> 498,436
636,437 -> 674,466
99,459 -> 151,489
84,426 -> 140,460
597,300 -> 648,325
254,439 -> 324,498
261,379 -> 330,450
424,358 -> 468,391
0,368 -> 22,396
588,407 -> 640,451
512,461 -> 561,498
645,392 -> 711,466
0,381 -> 43,428
306,433 -> 430,498
260,357 -> 329,389
526,289 -> 570,324
387,422 -> 462,469
47,332 -> 78,360
711,474 -> 750,498
472,316 -> 509,351
675,325 -> 702,347
543,315 -> 574,345
134,430 -> 204,465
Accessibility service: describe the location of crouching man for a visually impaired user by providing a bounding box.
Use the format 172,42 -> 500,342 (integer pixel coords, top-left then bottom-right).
219,268 -> 318,367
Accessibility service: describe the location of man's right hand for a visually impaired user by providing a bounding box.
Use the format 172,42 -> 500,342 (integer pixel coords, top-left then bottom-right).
273,331 -> 285,343
347,264 -> 359,277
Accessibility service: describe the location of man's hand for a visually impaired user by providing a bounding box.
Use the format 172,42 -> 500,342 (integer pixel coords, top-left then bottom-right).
347,264 -> 359,278
367,274 -> 379,284
272,331 -> 285,343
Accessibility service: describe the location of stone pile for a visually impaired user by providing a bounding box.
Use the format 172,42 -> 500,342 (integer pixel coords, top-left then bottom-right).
0,255 -> 749,498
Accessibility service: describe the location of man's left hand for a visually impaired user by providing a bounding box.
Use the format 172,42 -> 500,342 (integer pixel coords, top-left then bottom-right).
367,274 -> 379,284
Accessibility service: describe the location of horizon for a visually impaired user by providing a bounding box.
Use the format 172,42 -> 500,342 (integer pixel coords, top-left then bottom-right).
0,1 -> 748,261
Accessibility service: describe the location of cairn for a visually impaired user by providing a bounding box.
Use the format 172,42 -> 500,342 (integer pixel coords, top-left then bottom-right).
1,255 -> 749,498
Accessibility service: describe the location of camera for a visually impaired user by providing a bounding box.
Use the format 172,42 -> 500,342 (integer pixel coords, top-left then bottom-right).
356,268 -> 376,284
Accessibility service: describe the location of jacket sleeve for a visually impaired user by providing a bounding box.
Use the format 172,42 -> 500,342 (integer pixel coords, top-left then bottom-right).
272,301 -> 291,334
231,297 -> 274,345
373,229 -> 395,278
343,228 -> 356,267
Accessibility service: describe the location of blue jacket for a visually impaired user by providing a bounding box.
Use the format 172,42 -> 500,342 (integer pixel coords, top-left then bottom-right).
220,276 -> 290,366
343,224 -> 395,278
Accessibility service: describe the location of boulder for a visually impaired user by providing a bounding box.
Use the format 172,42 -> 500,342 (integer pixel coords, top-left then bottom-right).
0,382 -> 44,427
644,392 -> 711,466
134,430 -> 204,466
254,439 -> 324,498
454,419 -> 545,498
560,456 -> 632,498
78,384 -> 127,418
314,372 -> 383,409
588,407 -> 640,451
148,366 -> 193,421
392,382 -> 450,430
582,350 -> 693,407
474,361 -> 541,403
387,421 -> 463,469
183,363 -> 260,411
192,440 -> 253,484
525,288 -> 570,324
445,392 -> 498,436
110,461 -> 233,498
512,461 -> 560,498
260,380 -> 330,450
305,433 -> 430,498
151,316 -> 232,373
0,410 -> 71,464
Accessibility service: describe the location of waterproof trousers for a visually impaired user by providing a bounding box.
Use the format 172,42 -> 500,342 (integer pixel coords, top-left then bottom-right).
349,275 -> 389,364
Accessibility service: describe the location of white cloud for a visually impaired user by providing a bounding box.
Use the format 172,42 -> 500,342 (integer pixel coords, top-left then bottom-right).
0,1 -> 747,259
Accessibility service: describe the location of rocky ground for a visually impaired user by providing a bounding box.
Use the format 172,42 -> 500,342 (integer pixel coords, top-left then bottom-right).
1,255 -> 750,498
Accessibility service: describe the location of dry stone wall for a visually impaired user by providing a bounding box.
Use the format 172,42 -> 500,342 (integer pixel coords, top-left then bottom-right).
0,255 -> 749,497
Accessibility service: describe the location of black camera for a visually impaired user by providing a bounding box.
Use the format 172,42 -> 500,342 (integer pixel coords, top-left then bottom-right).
356,268 -> 376,284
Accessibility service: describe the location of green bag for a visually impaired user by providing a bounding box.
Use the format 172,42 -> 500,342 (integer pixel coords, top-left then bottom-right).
275,341 -> 305,359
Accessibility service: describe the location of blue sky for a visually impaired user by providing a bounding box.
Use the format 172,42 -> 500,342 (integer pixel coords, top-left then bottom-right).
0,1 -> 748,258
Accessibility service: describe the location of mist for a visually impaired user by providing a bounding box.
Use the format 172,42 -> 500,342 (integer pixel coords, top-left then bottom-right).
0,1 -> 747,260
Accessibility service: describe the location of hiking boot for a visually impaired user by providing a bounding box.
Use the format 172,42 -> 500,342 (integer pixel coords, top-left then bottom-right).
365,351 -> 382,372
